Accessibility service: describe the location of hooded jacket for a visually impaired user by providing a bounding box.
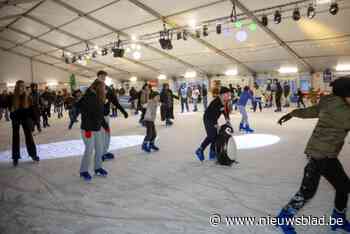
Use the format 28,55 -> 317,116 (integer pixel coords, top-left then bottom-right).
290,95 -> 350,159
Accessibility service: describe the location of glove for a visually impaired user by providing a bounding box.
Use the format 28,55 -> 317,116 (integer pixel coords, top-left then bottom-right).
104,127 -> 110,133
123,112 -> 128,119
278,114 -> 292,125
84,131 -> 92,138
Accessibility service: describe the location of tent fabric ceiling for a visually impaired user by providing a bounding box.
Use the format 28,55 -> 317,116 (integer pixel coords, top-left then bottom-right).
0,0 -> 349,80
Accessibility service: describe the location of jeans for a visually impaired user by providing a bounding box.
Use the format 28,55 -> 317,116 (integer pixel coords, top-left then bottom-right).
284,158 -> 350,213
180,98 -> 189,112
238,105 -> 248,125
57,105 -> 63,118
101,116 -> 110,156
80,130 -> 103,173
144,121 -> 157,143
12,117 -> 37,160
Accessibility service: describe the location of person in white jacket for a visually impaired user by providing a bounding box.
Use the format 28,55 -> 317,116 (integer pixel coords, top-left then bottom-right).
252,82 -> 264,112
142,91 -> 160,153
192,86 -> 200,112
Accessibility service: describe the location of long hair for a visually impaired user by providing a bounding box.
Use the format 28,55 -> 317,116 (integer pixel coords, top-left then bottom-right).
13,80 -> 31,111
90,80 -> 106,104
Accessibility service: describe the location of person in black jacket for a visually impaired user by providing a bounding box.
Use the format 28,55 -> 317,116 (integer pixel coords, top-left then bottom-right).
202,84 -> 208,110
283,81 -> 291,108
195,87 -> 232,161
9,80 -> 40,167
30,83 -> 41,133
40,88 -> 51,128
0,89 -> 10,121
77,80 -> 109,181
160,83 -> 178,126
95,71 -> 128,161
297,88 -> 306,108
274,79 -> 283,112
55,91 -> 64,119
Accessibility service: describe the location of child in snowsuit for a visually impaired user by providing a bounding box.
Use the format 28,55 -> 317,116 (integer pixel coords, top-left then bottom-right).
276,77 -> 350,234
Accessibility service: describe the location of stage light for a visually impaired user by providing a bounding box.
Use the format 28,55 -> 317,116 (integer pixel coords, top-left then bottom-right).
248,23 -> 257,32
329,2 -> 338,15
216,24 -> 222,34
101,48 -> 108,56
278,67 -> 298,74
261,15 -> 268,27
203,25 -> 209,37
236,30 -> 248,42
307,4 -> 316,19
293,7 -> 301,21
183,30 -> 188,40
130,76 -> 137,82
234,20 -> 242,29
158,74 -> 167,80
184,71 -> 197,78
336,64 -> 350,71
133,51 -> 141,60
112,48 -> 125,58
225,69 -> 238,76
274,10 -> 282,24
195,29 -> 201,38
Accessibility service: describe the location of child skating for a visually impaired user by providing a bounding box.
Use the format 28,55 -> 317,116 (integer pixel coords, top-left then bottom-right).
237,86 -> 254,133
142,91 -> 160,153
276,77 -> 350,234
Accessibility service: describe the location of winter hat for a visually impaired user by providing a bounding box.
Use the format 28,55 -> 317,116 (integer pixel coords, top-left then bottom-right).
220,86 -> 230,95
330,77 -> 350,97
149,91 -> 160,99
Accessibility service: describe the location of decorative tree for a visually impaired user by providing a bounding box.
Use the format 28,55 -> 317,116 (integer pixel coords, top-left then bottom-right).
69,74 -> 77,92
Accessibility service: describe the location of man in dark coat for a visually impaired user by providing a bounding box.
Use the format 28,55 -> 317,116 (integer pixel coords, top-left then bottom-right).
160,83 -> 178,126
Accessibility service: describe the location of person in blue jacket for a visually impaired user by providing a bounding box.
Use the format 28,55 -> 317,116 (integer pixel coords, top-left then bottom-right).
237,86 -> 254,133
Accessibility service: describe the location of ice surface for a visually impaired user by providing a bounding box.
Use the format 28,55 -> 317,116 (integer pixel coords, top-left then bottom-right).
0,107 -> 349,234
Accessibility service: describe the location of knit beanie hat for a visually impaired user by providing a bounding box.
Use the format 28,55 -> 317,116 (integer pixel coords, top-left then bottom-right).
220,86 -> 230,95
331,77 -> 350,97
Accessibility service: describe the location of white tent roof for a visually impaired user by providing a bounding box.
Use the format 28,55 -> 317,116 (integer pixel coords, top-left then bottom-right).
0,0 -> 349,80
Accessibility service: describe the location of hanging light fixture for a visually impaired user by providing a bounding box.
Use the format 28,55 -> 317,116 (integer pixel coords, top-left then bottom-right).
261,14 -> 268,27
329,2 -> 339,15
274,10 -> 282,24
307,4 -> 316,19
216,24 -> 222,34
101,48 -> 108,56
158,74 -> 167,80
293,7 -> 301,21
203,25 -> 209,37
177,31 -> 182,40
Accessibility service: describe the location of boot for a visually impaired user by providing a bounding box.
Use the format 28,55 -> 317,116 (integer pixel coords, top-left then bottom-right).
195,148 -> 205,161
13,158 -> 18,167
244,124 -> 254,133
276,208 -> 297,234
102,153 -> 114,161
95,168 -> 108,177
31,156 -> 40,162
209,148 -> 216,161
331,208 -> 350,232
239,123 -> 244,132
142,142 -> 151,153
149,142 -> 159,151
80,171 -> 92,181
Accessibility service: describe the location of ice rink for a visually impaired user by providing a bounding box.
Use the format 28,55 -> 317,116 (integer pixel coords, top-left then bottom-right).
0,107 -> 349,234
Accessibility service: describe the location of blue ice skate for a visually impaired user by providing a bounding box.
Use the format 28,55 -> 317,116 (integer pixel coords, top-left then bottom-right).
80,171 -> 92,181
195,148 -> 205,161
95,168 -> 108,177
331,209 -> 350,232
276,208 -> 297,234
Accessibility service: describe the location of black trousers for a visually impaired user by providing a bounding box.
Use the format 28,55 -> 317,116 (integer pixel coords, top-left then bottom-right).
253,97 -> 262,112
144,121 -> 156,142
284,158 -> 350,212
12,118 -> 37,160
42,107 -> 50,126
275,94 -> 282,110
31,107 -> 41,132
140,108 -> 146,122
297,98 -> 306,108
200,121 -> 218,152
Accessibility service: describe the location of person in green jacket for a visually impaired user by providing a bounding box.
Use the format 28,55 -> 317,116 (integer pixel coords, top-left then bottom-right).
276,77 -> 350,234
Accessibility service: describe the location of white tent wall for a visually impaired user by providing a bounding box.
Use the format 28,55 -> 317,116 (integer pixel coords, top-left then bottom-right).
0,50 -> 90,91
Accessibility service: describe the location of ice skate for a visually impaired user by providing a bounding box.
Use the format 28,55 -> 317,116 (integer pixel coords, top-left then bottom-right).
80,172 -> 92,181
95,168 -> 108,177
142,142 -> 151,153
331,209 -> 350,232
276,208 -> 297,234
195,148 -> 205,161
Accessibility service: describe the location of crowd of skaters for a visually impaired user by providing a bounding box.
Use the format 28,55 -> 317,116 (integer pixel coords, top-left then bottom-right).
1,71 -> 350,234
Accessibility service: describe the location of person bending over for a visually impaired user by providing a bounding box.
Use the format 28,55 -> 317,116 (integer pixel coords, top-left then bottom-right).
195,87 -> 231,161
